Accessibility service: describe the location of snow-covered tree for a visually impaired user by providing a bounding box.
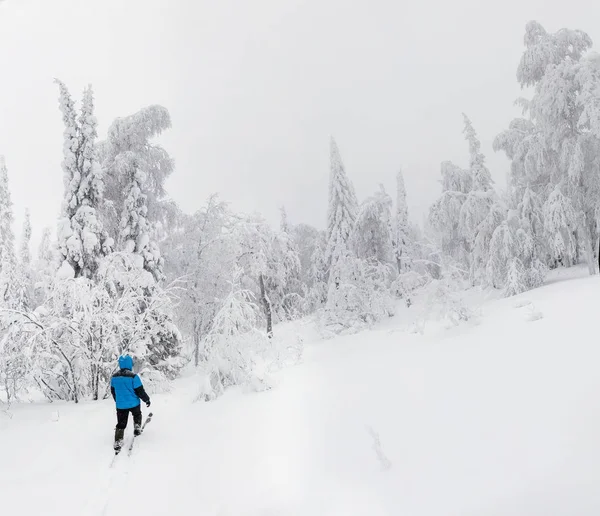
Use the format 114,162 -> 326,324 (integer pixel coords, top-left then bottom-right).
233,215 -> 301,336
19,209 -> 31,267
542,185 -> 578,267
485,209 -> 547,295
352,185 -> 394,264
463,114 -> 494,192
0,157 -> 15,284
324,255 -> 396,333
12,252 -> 182,402
325,137 -> 358,285
13,209 -> 34,313
394,169 -> 411,273
161,195 -> 238,366
0,158 -> 26,403
504,257 -> 528,297
118,158 -> 164,280
306,232 -> 328,311
280,206 -> 289,233
457,115 -> 500,284
290,223 -> 322,290
99,105 -> 174,278
470,200 -> 505,285
198,269 -> 273,400
428,161 -> 471,266
55,80 -> 110,280
495,22 -> 600,275
414,256 -> 473,333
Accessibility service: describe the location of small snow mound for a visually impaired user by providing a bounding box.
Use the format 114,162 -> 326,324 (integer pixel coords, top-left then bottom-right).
514,299 -> 532,308
527,311 -> 544,322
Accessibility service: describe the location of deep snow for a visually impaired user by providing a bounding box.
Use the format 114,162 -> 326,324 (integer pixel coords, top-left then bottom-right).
2,267 -> 600,515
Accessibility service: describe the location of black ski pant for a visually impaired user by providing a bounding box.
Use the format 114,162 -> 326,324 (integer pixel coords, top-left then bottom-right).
116,404 -> 142,430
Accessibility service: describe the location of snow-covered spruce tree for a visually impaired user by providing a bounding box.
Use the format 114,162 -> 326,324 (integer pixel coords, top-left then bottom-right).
32,227 -> 57,307
280,206 -> 290,233
276,208 -> 304,319
118,156 -> 164,280
394,169 -> 411,273
463,114 -> 494,192
0,158 -> 27,403
325,137 -> 358,288
19,209 -> 31,267
392,169 -> 420,306
290,223 -> 322,293
306,231 -> 328,311
324,186 -> 396,332
0,157 -> 16,287
55,80 -> 110,280
14,209 -> 34,313
37,227 -> 52,265
458,114 -> 502,284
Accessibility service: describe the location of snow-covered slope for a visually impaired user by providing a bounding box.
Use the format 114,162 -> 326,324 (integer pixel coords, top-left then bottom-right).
2,269 -> 600,515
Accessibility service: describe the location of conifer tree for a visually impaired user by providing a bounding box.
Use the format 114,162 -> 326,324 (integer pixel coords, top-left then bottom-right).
0,157 -> 16,305
462,114 -> 494,192
55,80 -> 109,279
19,209 -> 31,267
325,137 -> 358,286
394,169 -> 411,272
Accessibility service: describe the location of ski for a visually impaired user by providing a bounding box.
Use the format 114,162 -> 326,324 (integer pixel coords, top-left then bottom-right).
110,436 -> 132,468
127,412 -> 153,456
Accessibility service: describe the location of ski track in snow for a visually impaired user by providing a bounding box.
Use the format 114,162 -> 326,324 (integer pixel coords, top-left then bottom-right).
2,269 -> 600,515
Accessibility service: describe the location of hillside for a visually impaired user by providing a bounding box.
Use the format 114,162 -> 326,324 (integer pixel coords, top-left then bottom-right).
2,267 -> 600,515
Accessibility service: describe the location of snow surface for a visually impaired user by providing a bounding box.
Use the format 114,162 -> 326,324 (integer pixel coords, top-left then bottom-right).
2,268 -> 600,515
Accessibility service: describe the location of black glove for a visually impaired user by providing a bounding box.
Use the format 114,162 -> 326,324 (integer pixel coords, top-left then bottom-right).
146,400 -> 151,408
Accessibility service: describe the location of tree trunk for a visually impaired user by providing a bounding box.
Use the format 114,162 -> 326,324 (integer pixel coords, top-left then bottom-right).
91,364 -> 97,401
193,317 -> 200,367
584,225 -> 597,275
93,363 -> 100,401
3,367 -> 10,406
258,274 -> 273,338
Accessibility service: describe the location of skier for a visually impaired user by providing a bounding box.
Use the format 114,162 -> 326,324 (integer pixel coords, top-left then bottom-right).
110,355 -> 151,452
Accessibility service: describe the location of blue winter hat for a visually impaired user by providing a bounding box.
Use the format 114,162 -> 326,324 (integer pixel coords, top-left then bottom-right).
118,355 -> 133,370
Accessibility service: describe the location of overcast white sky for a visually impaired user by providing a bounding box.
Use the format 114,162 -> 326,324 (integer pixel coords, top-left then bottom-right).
1,0 -> 600,249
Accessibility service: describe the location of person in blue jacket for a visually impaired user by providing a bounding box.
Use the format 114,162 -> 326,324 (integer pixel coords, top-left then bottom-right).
110,355 -> 151,451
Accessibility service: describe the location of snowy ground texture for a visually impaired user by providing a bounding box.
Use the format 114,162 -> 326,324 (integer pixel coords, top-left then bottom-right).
3,267 -> 600,515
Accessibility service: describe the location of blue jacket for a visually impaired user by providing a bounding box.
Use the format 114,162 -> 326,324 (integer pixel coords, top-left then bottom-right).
110,356 -> 150,410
